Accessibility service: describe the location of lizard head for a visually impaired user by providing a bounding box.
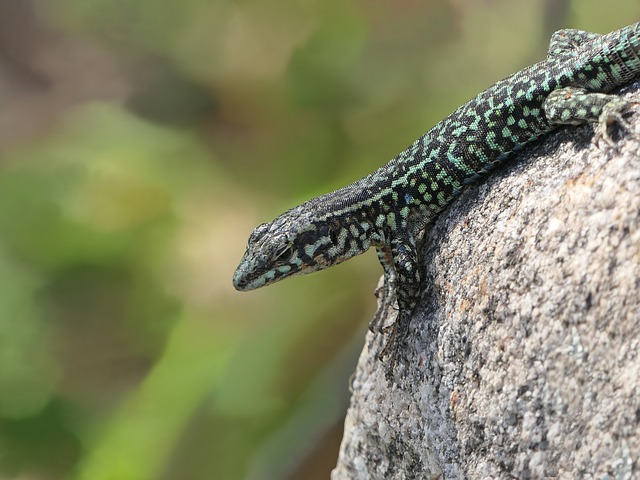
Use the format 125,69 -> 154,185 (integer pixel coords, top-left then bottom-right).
233,204 -> 352,291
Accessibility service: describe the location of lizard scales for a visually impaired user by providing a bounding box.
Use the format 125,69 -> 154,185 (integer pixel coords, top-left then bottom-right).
233,22 -> 640,360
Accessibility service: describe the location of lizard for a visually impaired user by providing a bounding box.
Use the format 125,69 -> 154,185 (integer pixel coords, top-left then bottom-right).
232,22 -> 640,364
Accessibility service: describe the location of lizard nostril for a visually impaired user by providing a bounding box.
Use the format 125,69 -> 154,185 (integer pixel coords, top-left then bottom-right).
232,270 -> 246,290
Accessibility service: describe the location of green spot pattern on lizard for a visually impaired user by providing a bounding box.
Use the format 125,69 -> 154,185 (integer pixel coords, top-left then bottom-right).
233,23 -> 640,363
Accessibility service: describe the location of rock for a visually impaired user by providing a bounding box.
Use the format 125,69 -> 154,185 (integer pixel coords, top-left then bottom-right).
333,80 -> 640,480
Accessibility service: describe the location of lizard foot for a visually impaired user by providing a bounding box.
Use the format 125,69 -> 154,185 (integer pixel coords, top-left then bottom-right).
377,309 -> 411,368
595,98 -> 640,147
369,278 -> 398,333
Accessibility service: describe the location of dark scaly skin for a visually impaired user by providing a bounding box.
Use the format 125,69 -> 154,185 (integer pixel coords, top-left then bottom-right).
233,23 -> 640,364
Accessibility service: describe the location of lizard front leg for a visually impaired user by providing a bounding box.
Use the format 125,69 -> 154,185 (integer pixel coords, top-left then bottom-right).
544,86 -> 639,146
378,233 -> 422,363
370,246 -> 398,333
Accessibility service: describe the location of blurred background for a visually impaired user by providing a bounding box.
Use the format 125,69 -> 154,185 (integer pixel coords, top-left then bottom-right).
0,0 -> 636,479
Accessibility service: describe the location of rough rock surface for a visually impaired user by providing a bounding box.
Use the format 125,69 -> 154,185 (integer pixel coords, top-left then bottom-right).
332,80 -> 640,480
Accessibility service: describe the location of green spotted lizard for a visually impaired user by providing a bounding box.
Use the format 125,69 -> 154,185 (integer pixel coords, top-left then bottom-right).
233,23 -> 640,362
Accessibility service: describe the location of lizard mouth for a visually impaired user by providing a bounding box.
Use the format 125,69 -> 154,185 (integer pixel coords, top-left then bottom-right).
232,254 -> 283,291
233,254 -> 303,291
232,262 -> 258,291
232,270 -> 249,291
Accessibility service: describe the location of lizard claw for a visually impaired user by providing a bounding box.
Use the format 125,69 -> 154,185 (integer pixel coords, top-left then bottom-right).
377,309 -> 414,381
378,324 -> 400,365
594,99 -> 640,147
376,309 -> 412,373
369,278 -> 398,333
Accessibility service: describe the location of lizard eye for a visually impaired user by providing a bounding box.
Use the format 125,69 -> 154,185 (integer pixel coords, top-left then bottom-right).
274,244 -> 295,262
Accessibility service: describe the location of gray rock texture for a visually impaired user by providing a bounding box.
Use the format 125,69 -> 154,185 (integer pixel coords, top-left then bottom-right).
332,80 -> 640,480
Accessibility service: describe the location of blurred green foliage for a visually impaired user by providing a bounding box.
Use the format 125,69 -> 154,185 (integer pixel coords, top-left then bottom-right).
0,0 -> 636,478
